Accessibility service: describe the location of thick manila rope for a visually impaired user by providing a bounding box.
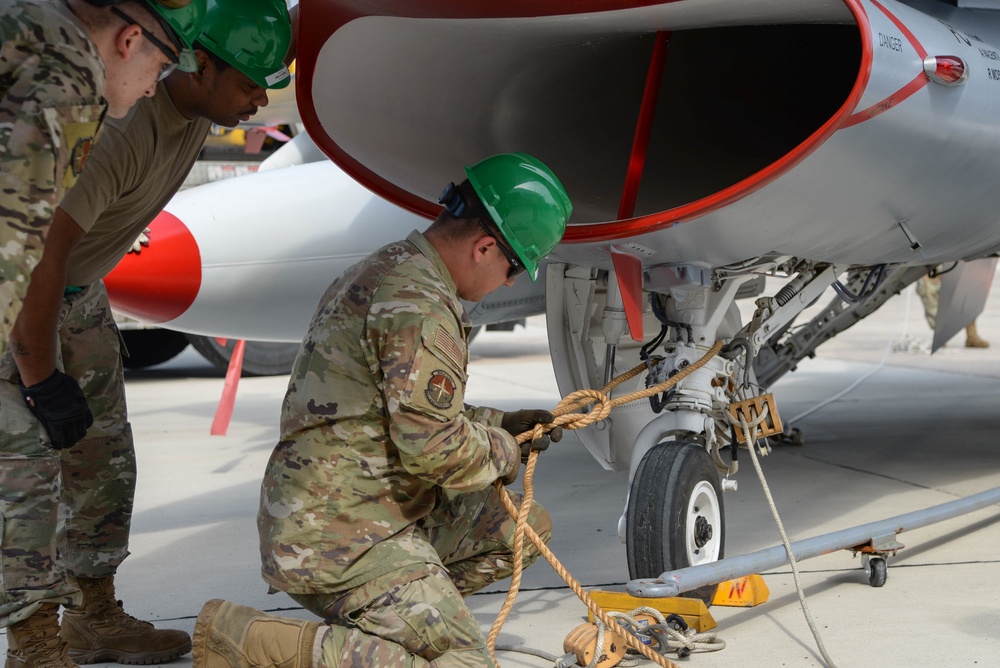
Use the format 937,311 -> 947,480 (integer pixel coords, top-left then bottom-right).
487,341 -> 724,668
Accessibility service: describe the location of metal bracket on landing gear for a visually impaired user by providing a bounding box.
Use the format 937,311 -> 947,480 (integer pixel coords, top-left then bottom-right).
727,394 -> 784,443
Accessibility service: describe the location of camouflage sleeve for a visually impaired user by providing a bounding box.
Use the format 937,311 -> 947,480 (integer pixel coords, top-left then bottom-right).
377,310 -> 518,491
1,27 -> 106,215
465,405 -> 505,427
1,107 -> 104,350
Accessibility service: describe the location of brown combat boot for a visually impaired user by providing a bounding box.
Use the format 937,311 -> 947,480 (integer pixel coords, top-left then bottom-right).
5,603 -> 77,668
59,576 -> 190,665
192,599 -> 324,668
965,322 -> 989,348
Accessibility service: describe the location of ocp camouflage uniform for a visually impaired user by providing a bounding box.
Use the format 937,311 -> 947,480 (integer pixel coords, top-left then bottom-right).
259,230 -> 552,667
0,64 -> 209,630
0,283 -> 130,627
916,273 -> 941,329
0,0 -> 106,356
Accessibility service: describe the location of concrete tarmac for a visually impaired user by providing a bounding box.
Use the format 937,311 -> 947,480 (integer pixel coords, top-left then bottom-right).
5,280 -> 1000,667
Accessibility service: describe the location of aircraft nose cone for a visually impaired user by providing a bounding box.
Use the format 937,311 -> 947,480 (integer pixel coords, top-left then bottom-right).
105,211 -> 202,324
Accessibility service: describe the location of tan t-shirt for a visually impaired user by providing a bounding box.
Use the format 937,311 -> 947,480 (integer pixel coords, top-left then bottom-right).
61,81 -> 211,286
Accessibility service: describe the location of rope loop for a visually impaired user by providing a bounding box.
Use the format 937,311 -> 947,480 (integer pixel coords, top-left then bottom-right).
487,342 -> 728,668
587,605 -> 725,666
512,342 -> 725,447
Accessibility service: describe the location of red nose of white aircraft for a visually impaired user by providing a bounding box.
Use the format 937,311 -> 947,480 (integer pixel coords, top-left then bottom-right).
105,210 -> 202,324
105,162 -> 422,341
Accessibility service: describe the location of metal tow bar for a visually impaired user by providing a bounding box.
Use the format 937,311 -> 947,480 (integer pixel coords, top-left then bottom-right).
626,485 -> 1000,598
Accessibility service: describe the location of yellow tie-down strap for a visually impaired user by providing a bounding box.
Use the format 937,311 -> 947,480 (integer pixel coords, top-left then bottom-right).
728,393 -> 783,444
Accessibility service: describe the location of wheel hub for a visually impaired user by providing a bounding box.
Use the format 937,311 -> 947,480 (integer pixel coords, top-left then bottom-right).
686,480 -> 722,563
693,514 -> 713,549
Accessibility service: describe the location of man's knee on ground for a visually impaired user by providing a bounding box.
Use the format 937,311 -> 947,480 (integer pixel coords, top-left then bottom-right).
294,564 -> 488,664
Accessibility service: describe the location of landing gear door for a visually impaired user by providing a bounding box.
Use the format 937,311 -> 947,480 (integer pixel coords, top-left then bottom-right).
933,257 -> 997,352
546,263 -> 661,472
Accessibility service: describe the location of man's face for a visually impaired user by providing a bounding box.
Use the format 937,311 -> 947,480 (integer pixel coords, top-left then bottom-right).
197,62 -> 270,128
457,236 -> 520,302
103,10 -> 178,118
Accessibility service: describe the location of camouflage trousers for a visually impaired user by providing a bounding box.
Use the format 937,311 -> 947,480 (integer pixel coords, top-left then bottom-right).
915,274 -> 941,330
291,487 -> 552,667
0,281 -> 134,627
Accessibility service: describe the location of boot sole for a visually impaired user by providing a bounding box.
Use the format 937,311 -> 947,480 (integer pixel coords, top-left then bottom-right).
69,640 -> 192,666
191,599 -> 226,667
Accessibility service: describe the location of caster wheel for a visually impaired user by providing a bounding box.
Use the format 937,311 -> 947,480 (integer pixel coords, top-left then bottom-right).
865,556 -> 887,587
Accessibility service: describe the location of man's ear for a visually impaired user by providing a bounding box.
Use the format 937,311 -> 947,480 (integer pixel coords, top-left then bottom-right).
114,24 -> 144,61
192,50 -> 212,83
471,234 -> 495,265
188,49 -> 215,85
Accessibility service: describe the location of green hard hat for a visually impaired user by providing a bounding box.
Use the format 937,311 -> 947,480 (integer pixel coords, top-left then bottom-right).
142,0 -> 206,73
465,153 -> 572,282
195,0 -> 292,89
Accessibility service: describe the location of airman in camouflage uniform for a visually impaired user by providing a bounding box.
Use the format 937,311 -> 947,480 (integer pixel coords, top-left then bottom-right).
0,0 -> 291,664
0,1 -> 215,665
192,154 -> 574,668
1,0 -> 202,360
0,0 -> 107,358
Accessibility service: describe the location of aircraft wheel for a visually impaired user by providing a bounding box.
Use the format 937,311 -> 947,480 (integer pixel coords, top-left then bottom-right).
186,335 -> 301,376
121,329 -> 190,369
866,556 -> 887,588
627,441 -> 725,605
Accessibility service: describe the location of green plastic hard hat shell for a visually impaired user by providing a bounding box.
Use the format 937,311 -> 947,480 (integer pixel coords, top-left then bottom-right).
197,0 -> 292,89
465,153 -> 572,282
144,0 -> 206,72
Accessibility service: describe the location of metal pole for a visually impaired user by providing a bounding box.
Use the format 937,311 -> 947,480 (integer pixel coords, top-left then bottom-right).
626,485 -> 1000,598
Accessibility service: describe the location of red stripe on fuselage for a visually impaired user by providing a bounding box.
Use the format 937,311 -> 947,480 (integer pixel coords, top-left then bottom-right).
842,0 -> 928,128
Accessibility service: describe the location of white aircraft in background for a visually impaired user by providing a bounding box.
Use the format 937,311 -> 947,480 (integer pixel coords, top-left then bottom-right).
107,0 -> 1000,601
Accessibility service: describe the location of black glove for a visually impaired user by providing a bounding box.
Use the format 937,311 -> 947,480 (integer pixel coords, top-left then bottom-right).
19,370 -> 94,450
500,409 -> 563,464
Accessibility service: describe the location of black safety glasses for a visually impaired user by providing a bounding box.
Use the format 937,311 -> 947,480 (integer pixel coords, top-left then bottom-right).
478,220 -> 523,279
110,7 -> 180,81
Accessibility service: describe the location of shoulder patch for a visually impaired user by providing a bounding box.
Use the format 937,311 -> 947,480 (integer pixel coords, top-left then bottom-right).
67,130 -> 95,186
425,369 -> 456,409
41,105 -> 105,191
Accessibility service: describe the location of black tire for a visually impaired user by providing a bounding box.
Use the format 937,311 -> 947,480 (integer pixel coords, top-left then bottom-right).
121,329 -> 190,369
867,557 -> 887,588
627,442 -> 725,605
186,335 -> 300,376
